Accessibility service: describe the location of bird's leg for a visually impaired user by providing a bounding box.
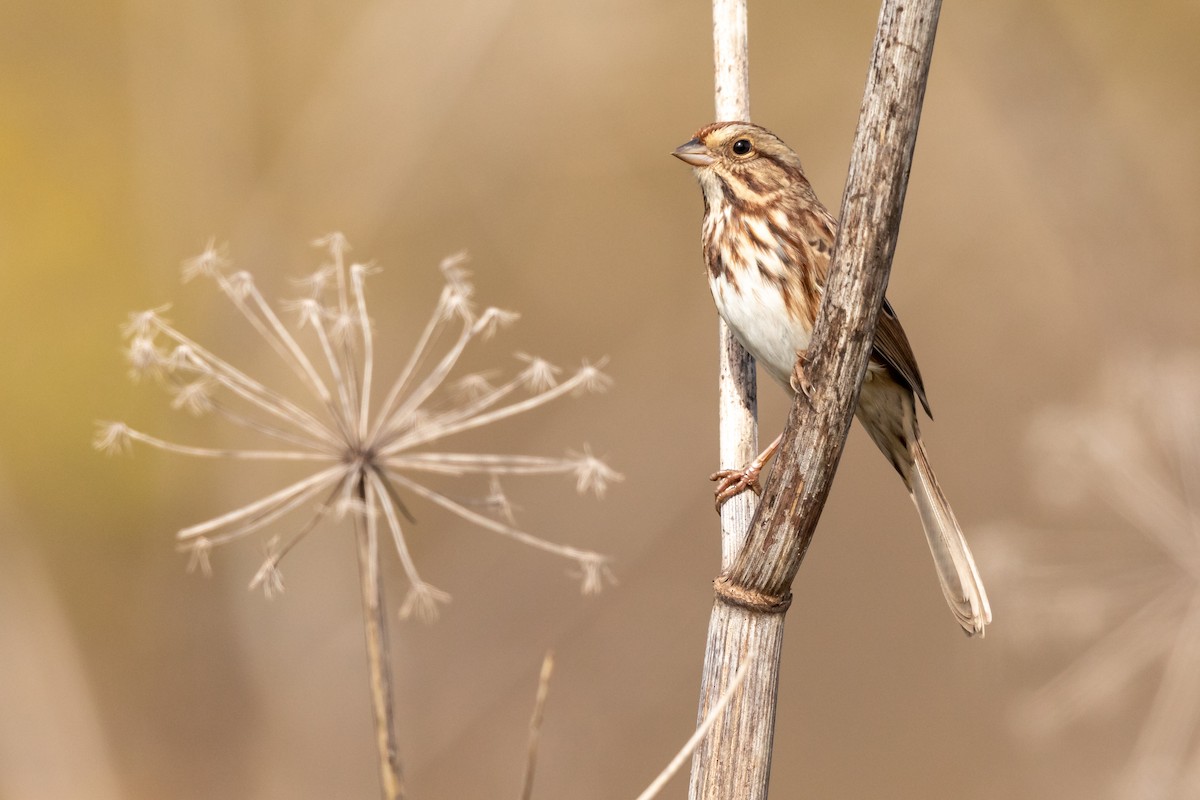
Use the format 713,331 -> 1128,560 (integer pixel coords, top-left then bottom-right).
709,350 -> 810,511
789,348 -> 814,401
710,432 -> 783,511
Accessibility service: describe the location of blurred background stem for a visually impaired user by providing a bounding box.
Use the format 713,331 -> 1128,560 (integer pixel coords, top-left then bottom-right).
354,480 -> 405,800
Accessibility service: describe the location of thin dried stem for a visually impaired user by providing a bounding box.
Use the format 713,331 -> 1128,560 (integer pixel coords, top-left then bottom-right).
354,479 -> 405,800
176,465 -> 345,541
639,657 -> 752,800
369,469 -> 434,598
153,323 -> 339,446
518,651 -> 555,800
117,426 -> 337,462
354,264 -> 376,441
379,312 -> 476,439
382,365 -> 601,454
385,470 -> 606,568
367,285 -> 455,443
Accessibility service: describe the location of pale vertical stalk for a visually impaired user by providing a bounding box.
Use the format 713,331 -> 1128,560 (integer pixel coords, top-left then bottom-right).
690,2 -> 945,798
711,0 -> 758,566
691,0 -> 781,797
355,478 -> 405,800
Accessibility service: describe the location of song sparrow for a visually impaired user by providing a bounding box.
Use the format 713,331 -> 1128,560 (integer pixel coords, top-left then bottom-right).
673,121 -> 990,635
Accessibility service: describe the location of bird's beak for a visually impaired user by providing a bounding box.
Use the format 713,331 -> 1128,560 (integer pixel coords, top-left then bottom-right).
672,138 -> 715,167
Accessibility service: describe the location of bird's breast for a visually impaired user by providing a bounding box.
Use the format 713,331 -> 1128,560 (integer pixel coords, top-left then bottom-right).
708,257 -> 812,389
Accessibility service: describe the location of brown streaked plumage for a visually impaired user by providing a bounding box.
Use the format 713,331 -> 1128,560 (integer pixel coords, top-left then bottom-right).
673,121 -> 990,636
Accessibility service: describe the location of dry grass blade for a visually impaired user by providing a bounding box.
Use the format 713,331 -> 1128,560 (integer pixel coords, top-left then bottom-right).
638,657 -> 753,800
518,651 -> 556,800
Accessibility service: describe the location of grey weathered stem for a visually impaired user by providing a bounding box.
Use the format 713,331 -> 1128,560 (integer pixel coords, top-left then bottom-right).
689,2 -> 943,798
354,482 -> 405,800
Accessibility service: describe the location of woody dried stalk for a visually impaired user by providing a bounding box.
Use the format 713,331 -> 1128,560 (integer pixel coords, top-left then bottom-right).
688,1 -> 945,798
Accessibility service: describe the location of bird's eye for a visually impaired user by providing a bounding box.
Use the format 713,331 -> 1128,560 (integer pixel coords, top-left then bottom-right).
731,139 -> 753,156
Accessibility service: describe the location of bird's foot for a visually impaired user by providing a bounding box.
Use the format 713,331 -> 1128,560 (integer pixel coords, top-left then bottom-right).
710,465 -> 764,511
789,349 -> 814,401
709,433 -> 783,511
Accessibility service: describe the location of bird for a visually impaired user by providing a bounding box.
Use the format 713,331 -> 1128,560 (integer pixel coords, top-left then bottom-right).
673,121 -> 991,635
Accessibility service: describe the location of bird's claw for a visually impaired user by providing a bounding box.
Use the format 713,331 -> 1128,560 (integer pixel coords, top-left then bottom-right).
710,465 -> 764,511
789,350 -> 814,401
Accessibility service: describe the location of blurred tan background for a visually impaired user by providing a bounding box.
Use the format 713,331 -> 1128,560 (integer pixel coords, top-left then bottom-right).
2,0 -> 1199,798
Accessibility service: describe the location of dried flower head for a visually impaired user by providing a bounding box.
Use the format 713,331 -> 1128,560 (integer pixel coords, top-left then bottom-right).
982,351 -> 1200,799
98,235 -> 619,619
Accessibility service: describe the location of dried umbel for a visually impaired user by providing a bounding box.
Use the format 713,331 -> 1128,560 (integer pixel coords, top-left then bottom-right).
986,352 -> 1200,799
97,234 -> 618,619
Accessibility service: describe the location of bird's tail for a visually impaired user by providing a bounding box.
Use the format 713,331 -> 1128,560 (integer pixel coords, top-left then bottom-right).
909,440 -> 991,636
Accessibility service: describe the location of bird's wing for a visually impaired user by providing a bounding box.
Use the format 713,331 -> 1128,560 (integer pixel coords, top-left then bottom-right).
872,297 -> 932,418
809,204 -> 932,418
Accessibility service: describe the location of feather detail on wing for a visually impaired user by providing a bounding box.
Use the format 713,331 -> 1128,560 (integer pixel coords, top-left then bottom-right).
801,206 -> 931,419
872,298 -> 932,418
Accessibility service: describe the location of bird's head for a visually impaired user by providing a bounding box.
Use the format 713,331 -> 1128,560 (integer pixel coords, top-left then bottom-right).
672,121 -> 809,209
